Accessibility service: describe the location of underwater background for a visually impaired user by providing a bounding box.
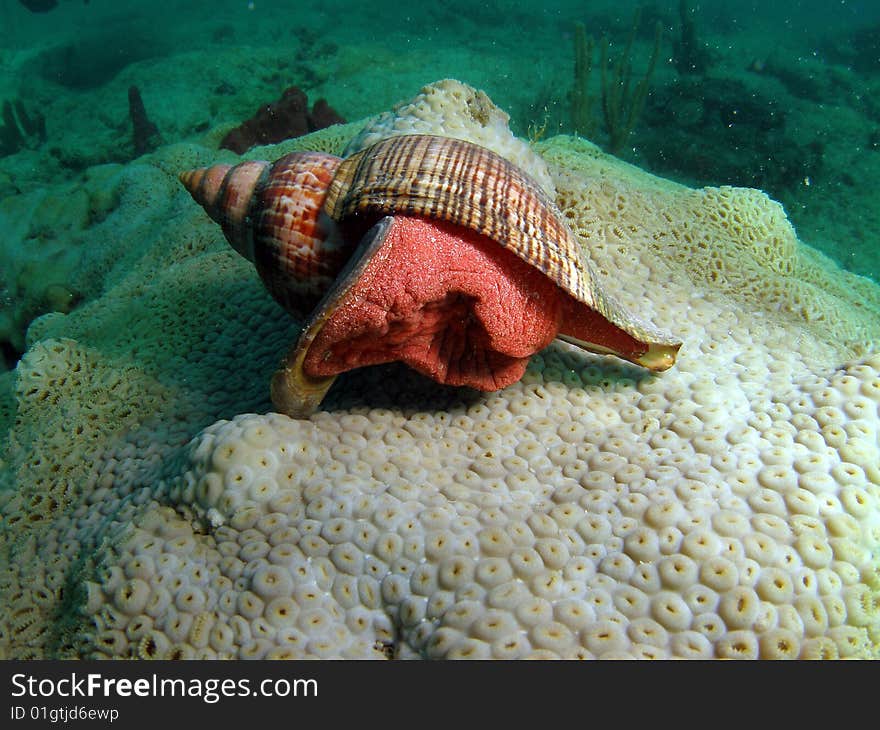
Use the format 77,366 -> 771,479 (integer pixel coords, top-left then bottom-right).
1,0 -> 880,661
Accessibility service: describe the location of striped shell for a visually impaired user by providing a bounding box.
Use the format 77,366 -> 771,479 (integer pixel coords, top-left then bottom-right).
325,134 -> 676,358
179,150 -> 353,321
327,134 -> 597,308
180,134 -> 680,416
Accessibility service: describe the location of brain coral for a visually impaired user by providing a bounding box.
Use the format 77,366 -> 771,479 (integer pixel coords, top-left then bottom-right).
0,82 -> 879,660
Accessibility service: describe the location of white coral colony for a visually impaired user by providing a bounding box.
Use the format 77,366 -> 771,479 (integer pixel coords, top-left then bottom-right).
0,81 -> 879,660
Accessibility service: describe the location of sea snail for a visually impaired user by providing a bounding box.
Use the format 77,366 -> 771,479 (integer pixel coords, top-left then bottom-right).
180,133 -> 681,417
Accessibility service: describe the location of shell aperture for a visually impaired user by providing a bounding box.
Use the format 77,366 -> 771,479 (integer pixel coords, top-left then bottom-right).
180,134 -> 681,416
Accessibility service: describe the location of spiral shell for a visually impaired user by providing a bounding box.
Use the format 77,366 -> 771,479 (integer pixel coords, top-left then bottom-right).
327,135 -> 594,305
179,150 -> 352,320
181,134 -> 680,416
324,134 -> 679,362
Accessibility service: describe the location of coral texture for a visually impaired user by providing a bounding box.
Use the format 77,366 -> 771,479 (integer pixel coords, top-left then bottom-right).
0,83 -> 878,660
0,149 -> 219,366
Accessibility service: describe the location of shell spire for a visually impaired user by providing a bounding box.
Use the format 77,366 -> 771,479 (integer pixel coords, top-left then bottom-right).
180,151 -> 353,321
179,161 -> 268,261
